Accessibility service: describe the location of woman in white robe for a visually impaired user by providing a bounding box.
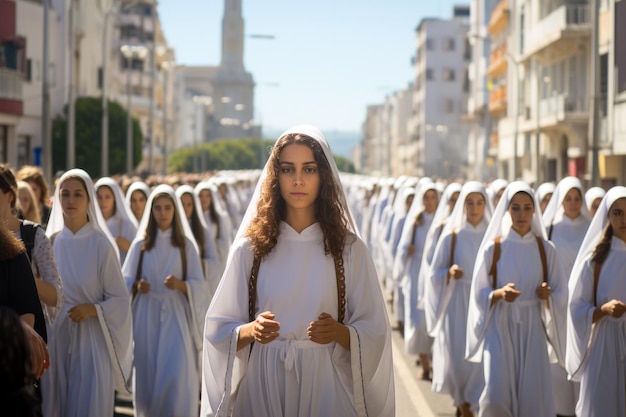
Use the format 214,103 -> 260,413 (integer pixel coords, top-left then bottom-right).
196,181 -> 233,274
393,181 -> 439,379
466,181 -> 567,417
125,181 -> 151,223
123,184 -> 204,417
426,181 -> 492,417
584,186 -> 606,218
176,184 -> 221,298
95,177 -> 137,264
536,182 -> 556,214
200,125 -> 394,417
42,169 -> 132,417
566,186 -> 626,417
542,177 -> 591,415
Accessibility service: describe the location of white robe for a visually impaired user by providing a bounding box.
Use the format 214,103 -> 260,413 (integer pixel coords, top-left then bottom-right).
395,211 -> 434,355
42,223 -> 132,417
566,237 -> 626,417
201,222 -> 394,417
466,229 -> 567,417
547,214 -> 589,415
123,230 -> 205,417
427,222 -> 486,409
105,212 -> 137,264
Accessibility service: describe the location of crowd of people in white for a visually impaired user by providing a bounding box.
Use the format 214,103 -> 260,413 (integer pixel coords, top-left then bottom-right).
1,126 -> 625,417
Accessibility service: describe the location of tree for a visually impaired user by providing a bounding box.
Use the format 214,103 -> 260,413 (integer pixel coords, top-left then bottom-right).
52,97 -> 143,177
168,137 -> 356,173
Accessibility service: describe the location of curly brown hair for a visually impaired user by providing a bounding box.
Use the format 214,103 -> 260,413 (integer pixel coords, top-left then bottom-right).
245,133 -> 349,260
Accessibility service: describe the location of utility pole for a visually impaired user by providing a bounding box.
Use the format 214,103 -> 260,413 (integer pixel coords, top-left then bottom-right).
41,0 -> 51,182
67,0 -> 76,169
589,0 -> 601,186
147,2 -> 157,174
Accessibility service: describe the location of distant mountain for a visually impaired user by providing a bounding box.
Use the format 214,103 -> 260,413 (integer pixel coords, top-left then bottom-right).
262,128 -> 361,159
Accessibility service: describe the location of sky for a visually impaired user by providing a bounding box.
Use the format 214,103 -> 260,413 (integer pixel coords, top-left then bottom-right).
158,1 -> 459,135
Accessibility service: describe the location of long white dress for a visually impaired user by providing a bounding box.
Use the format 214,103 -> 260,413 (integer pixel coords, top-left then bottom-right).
105,212 -> 137,264
396,211 -> 434,354
567,237 -> 626,417
123,230 -> 205,417
42,222 -> 132,417
428,221 -> 486,409
547,213 -> 589,415
201,222 -> 395,417
466,229 -> 567,417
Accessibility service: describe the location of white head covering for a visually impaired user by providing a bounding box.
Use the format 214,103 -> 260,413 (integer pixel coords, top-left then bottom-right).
570,186 -> 626,279
442,181 -> 494,235
197,180 -> 230,219
231,124 -> 360,251
95,177 -> 138,228
542,176 -> 591,227
421,182 -> 463,261
536,182 -> 556,203
176,184 -> 209,229
480,181 -> 547,249
46,169 -> 120,261
584,186 -> 606,213
125,181 -> 151,209
133,184 -> 199,254
487,178 -> 508,206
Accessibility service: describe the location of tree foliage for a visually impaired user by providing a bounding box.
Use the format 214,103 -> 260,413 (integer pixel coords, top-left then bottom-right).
168,138 -> 356,173
52,97 -> 143,177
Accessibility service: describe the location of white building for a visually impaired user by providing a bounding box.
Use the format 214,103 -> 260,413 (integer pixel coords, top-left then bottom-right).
412,5 -> 472,179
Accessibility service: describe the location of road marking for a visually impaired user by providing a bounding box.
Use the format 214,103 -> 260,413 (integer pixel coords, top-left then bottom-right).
392,335 -> 438,417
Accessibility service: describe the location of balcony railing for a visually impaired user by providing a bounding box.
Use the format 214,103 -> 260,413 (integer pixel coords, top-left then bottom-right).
489,86 -> 507,111
488,0 -> 509,31
525,5 -> 590,56
538,94 -> 588,118
0,67 -> 23,101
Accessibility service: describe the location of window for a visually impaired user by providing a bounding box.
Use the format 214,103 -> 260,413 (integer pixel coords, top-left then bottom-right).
17,135 -> 30,167
26,58 -> 32,82
600,53 -> 608,116
443,68 -> 455,82
462,69 -> 470,92
463,38 -> 471,61
0,126 -> 7,163
444,38 -> 455,51
445,98 -> 455,113
98,67 -> 103,89
426,68 -> 434,81
519,4 -> 525,54
426,38 -> 434,51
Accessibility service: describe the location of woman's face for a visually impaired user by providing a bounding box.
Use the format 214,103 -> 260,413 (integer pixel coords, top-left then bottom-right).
152,195 -> 175,231
278,143 -> 320,215
26,181 -> 42,204
60,179 -> 89,223
562,188 -> 583,219
96,186 -> 115,218
589,197 -> 602,218
448,191 -> 460,214
0,188 -> 14,216
423,189 -> 438,214
540,192 -> 552,214
508,192 -> 535,236
465,192 -> 486,226
609,198 -> 626,242
180,193 -> 194,220
198,189 -> 212,212
130,190 -> 147,221
18,189 -> 32,214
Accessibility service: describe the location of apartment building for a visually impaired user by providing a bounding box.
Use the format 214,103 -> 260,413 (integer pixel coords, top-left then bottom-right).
411,6 -> 472,179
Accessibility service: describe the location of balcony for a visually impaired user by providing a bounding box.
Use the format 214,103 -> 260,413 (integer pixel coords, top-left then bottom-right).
489,85 -> 507,114
488,0 -> 510,34
489,132 -> 499,156
524,5 -> 590,60
487,42 -> 508,76
538,94 -> 587,119
0,67 -> 23,116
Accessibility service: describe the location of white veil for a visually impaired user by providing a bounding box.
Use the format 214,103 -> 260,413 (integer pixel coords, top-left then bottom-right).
95,177 -> 138,229
176,184 -> 209,229
133,184 -> 199,255
542,176 -> 591,228
584,186 -> 606,213
229,124 -> 360,258
125,181 -> 151,209
46,169 -> 119,261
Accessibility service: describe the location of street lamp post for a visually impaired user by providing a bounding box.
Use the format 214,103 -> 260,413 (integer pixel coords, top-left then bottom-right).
67,0 -> 76,169
121,45 -> 148,175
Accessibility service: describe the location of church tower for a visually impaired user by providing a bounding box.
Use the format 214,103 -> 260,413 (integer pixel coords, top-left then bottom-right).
211,0 -> 256,139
